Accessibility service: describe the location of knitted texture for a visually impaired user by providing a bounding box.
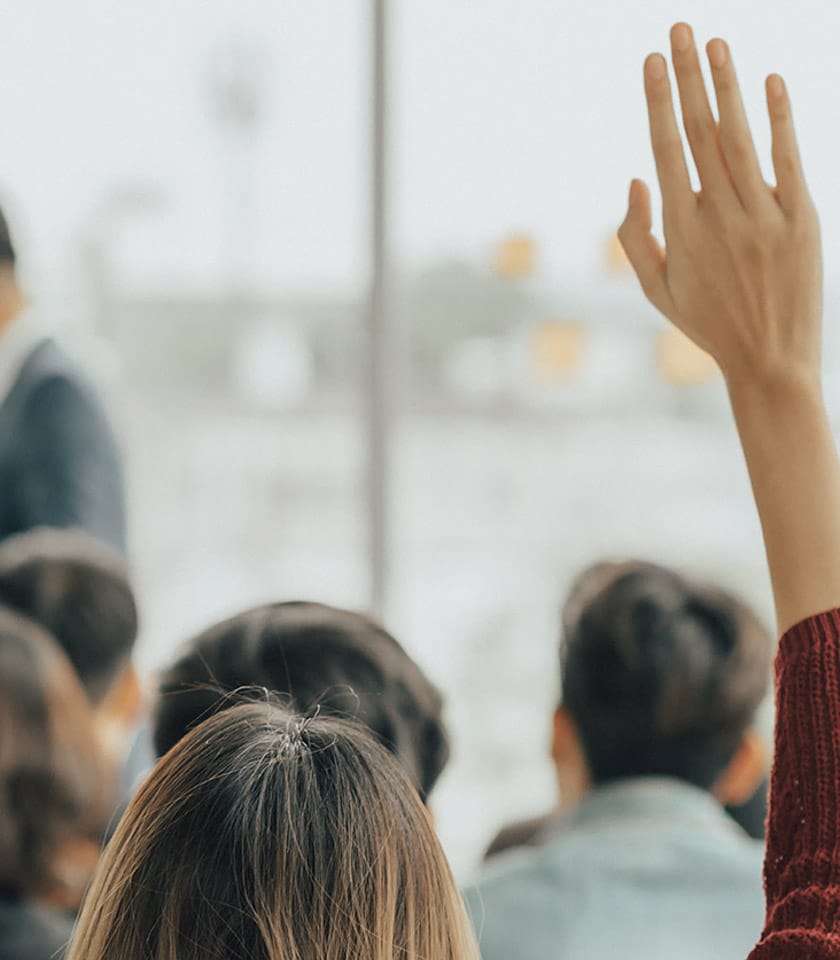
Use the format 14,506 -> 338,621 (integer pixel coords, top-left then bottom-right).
749,610 -> 840,958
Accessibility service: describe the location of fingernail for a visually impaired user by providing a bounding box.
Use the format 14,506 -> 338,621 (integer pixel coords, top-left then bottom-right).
767,74 -> 785,100
646,54 -> 666,81
671,23 -> 692,52
707,39 -> 728,69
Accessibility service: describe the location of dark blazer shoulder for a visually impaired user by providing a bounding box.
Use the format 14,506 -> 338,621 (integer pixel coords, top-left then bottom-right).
15,338 -> 92,398
0,339 -> 91,425
0,337 -> 127,552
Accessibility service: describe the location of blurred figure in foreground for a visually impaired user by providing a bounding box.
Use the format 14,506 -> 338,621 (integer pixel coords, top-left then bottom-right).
0,608 -> 111,960
465,561 -> 770,960
0,205 -> 125,551
153,601 -> 449,802
0,528 -> 141,778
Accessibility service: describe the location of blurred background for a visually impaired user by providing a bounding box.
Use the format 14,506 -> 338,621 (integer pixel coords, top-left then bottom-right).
1,0 -> 837,880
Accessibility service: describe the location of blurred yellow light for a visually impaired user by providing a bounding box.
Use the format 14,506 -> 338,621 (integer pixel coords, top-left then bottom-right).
658,328 -> 718,386
531,322 -> 585,382
495,234 -> 536,279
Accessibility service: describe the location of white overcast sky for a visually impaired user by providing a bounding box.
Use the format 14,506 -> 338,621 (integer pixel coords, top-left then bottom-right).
0,0 -> 837,301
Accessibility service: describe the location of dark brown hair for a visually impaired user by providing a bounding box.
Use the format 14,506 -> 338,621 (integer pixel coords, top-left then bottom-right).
70,702 -> 478,960
0,528 -> 138,705
0,204 -> 14,265
561,560 -> 772,790
0,607 -> 107,900
153,602 -> 448,800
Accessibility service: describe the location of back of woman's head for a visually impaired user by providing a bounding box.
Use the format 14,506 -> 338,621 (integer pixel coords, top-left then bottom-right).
70,701 -> 478,960
560,560 -> 772,790
0,607 -> 107,901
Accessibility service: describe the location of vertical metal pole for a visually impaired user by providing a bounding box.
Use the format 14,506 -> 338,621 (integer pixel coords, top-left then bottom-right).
367,0 -> 389,616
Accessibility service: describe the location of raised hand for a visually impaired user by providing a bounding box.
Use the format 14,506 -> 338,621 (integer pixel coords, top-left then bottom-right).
620,27 -> 840,959
619,23 -> 822,391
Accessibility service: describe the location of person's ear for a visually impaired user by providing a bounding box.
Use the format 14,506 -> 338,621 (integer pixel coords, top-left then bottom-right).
98,663 -> 143,727
551,706 -> 576,765
551,706 -> 590,811
714,729 -> 767,807
96,664 -> 144,767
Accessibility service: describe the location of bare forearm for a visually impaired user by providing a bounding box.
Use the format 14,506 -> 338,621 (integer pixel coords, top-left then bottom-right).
728,375 -> 840,633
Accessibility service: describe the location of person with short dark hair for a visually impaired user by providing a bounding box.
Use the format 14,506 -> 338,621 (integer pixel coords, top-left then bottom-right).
0,527 -> 138,706
153,601 -> 449,801
465,561 -> 770,960
0,607 -> 111,960
0,204 -> 125,552
559,561 -> 769,795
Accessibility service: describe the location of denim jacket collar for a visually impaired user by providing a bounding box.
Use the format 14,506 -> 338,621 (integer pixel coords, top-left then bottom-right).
569,776 -> 745,837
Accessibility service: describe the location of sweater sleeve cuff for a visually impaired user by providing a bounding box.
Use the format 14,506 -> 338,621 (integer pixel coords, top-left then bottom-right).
773,606 -> 840,784
780,609 -> 840,662
761,606 -> 840,945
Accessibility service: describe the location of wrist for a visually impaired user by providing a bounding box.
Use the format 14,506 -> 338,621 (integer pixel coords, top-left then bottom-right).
724,364 -> 824,416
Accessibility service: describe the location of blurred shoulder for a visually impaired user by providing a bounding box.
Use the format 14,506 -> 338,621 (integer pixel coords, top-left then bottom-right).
19,340 -> 90,394
0,900 -> 73,960
464,839 -> 565,911
16,341 -> 109,425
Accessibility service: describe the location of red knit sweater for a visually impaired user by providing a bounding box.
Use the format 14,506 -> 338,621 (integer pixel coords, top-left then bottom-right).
749,609 -> 840,958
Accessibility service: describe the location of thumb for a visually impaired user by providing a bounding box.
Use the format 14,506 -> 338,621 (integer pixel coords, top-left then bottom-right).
618,179 -> 673,318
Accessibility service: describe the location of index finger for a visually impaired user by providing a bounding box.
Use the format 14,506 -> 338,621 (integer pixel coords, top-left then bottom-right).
644,53 -> 693,215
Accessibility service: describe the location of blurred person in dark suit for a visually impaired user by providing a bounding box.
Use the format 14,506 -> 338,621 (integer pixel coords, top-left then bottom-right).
465,561 -> 770,960
0,205 -> 125,552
